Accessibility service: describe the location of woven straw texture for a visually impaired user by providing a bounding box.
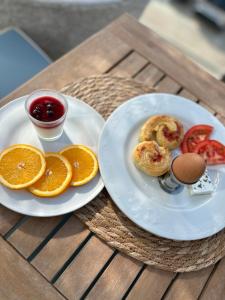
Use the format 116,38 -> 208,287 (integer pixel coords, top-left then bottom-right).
62,75 -> 225,272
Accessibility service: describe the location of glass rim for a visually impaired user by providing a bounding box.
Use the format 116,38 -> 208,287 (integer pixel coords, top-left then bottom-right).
25,89 -> 68,125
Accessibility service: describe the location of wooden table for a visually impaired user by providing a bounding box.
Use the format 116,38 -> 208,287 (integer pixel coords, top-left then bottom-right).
1,14 -> 225,300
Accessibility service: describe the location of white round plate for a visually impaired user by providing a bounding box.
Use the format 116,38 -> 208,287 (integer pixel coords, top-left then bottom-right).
99,93 -> 225,240
0,95 -> 104,217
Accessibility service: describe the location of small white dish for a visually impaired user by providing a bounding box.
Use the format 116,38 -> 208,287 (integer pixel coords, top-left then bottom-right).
98,93 -> 225,240
0,95 -> 104,217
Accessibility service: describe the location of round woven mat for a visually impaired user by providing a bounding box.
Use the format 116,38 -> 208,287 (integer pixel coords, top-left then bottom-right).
62,75 -> 225,272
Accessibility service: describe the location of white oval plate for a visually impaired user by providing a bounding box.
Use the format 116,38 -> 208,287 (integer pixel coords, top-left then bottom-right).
0,95 -> 104,217
99,93 -> 225,240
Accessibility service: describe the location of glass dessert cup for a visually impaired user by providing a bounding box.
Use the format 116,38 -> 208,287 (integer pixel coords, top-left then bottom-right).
25,89 -> 68,141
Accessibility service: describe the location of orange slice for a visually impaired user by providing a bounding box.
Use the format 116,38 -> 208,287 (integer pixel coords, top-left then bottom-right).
0,144 -> 46,189
28,153 -> 72,197
60,145 -> 98,186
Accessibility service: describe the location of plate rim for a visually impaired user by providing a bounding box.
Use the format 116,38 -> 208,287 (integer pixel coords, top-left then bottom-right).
98,93 -> 225,240
0,94 -> 105,217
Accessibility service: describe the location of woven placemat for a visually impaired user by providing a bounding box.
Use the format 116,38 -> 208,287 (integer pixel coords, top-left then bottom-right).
62,75 -> 225,272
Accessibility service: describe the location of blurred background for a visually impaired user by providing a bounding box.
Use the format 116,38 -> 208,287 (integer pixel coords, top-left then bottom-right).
0,0 -> 225,98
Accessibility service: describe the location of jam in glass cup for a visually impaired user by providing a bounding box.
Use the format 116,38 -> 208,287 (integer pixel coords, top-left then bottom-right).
25,89 -> 68,141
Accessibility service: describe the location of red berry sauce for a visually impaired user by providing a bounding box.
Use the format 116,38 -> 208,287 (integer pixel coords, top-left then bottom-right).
29,96 -> 65,122
163,122 -> 181,142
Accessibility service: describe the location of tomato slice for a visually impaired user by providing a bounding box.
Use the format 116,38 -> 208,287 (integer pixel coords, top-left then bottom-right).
193,140 -> 225,165
181,124 -> 213,153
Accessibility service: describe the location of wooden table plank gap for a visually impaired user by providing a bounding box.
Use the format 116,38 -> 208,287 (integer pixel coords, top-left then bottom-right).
122,264 -> 146,300
5,238 -> 67,300
176,87 -> 183,95
25,248 -> 69,300
0,237 -> 67,300
133,41 -> 178,79
216,114 -> 225,126
4,215 -> 30,240
105,50 -> 134,74
32,215 -> 90,280
153,74 -> 167,87
108,51 -> 149,78
27,213 -> 72,262
54,235 -> 114,299
126,267 -> 176,300
197,261 -> 221,300
164,266 -> 215,300
8,216 -> 63,258
134,64 -> 165,87
140,61 -> 165,75
198,101 -> 217,115
155,76 -> 181,94
85,253 -> 143,300
51,232 -> 93,284
178,88 -> 198,102
0,206 -> 23,236
80,250 -> 118,300
161,273 -> 179,300
131,62 -> 150,79
28,265 -> 69,300
197,100 -> 217,116
28,261 -> 70,300
29,258 -> 70,300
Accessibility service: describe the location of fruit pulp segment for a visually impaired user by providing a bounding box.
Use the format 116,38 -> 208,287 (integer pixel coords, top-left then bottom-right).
0,148 -> 43,184
31,156 -> 69,191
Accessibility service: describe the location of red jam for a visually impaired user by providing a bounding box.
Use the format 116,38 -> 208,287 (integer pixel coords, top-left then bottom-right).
163,122 -> 181,142
152,153 -> 162,162
29,96 -> 65,122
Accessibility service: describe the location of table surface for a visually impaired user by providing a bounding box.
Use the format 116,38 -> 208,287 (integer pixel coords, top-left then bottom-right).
1,14 -> 225,300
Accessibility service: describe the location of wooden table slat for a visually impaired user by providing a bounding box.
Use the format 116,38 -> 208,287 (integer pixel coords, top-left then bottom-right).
126,266 -> 175,300
0,237 -> 64,300
155,76 -> 181,94
109,14 -> 225,114
85,253 -> 142,300
0,205 -> 22,236
135,64 -> 164,86
32,215 -> 89,280
200,259 -> 225,300
164,266 -> 214,300
198,101 -> 217,115
109,51 -> 148,77
179,89 -> 198,102
2,30 -> 131,106
216,114 -> 225,125
55,236 -> 114,299
7,216 -> 63,258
